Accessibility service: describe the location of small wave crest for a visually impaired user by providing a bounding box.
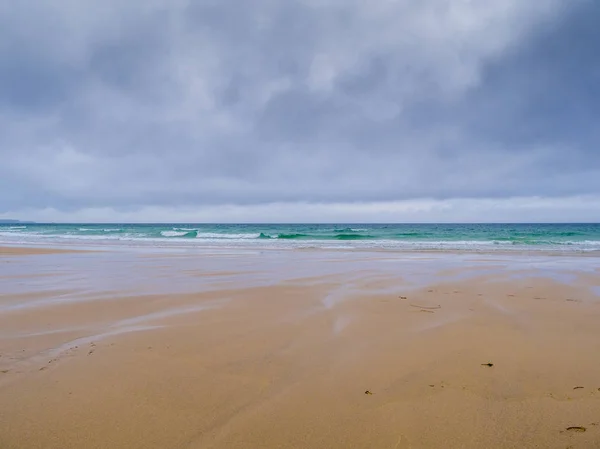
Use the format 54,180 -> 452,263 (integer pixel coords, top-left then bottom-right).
335,233 -> 375,240
394,231 -> 431,237
276,233 -> 309,239
160,230 -> 198,238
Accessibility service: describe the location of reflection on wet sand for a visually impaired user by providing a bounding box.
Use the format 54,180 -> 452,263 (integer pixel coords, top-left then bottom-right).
1,246 -> 600,448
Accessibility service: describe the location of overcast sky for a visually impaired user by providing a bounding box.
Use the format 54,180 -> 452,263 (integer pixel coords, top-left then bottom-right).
1,0 -> 599,223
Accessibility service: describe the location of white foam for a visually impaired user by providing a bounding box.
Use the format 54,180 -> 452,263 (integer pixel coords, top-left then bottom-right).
160,231 -> 189,237
195,232 -> 261,239
571,240 -> 600,246
418,240 -> 498,246
0,231 -> 41,238
57,234 -> 142,240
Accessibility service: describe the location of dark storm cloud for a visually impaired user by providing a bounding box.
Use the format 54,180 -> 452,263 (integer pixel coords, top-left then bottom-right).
465,2 -> 600,151
0,0 -> 598,218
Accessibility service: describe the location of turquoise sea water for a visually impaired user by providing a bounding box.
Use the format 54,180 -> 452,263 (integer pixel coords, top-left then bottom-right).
1,223 -> 600,253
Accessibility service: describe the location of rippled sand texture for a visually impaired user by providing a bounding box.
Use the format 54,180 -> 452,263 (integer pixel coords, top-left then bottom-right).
1,246 -> 600,448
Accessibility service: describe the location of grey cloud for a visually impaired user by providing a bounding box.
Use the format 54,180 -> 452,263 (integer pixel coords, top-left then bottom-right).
0,0 -> 598,217
475,5 -> 600,158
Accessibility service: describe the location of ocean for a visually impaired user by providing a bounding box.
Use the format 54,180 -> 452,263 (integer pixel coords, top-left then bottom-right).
1,223 -> 600,253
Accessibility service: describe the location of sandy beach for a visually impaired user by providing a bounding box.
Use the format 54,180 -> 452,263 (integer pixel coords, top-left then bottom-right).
0,246 -> 95,255
1,246 -> 600,448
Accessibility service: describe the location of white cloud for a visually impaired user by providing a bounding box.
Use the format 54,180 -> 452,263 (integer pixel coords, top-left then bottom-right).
5,196 -> 600,223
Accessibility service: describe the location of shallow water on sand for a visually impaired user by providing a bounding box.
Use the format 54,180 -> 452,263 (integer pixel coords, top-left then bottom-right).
2,247 -> 599,312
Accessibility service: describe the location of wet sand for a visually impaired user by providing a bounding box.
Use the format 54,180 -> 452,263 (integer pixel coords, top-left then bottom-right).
0,245 -> 94,255
1,247 -> 600,448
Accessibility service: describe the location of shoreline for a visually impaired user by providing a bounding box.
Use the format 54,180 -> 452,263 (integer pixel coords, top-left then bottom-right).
2,242 -> 600,258
3,223 -> 600,256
